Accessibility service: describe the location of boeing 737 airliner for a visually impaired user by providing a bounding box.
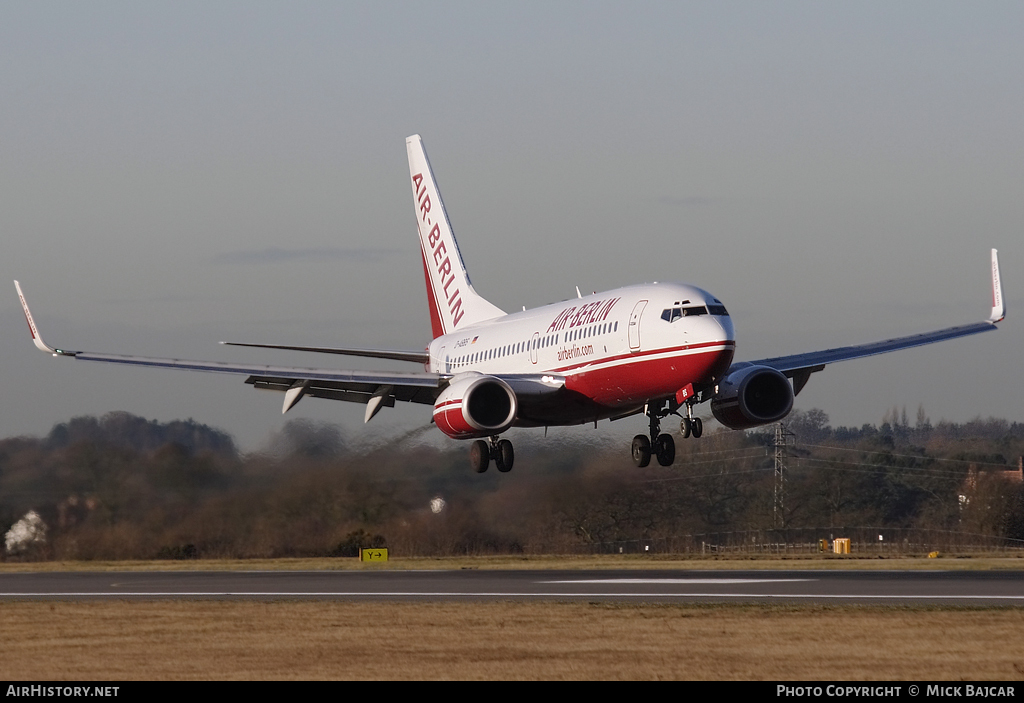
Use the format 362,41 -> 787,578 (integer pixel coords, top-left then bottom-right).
16,135 -> 1006,472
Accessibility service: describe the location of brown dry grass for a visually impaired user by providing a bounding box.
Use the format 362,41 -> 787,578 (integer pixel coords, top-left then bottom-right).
2,601 -> 1024,680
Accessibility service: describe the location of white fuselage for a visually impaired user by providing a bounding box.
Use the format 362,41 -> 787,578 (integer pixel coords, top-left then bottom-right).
426,282 -> 736,423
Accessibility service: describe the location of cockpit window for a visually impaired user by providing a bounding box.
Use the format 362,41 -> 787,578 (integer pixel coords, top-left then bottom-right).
661,305 -> 710,322
707,305 -> 729,316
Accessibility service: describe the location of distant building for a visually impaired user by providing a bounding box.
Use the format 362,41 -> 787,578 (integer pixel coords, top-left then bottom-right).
959,457 -> 1023,510
963,457 -> 1024,493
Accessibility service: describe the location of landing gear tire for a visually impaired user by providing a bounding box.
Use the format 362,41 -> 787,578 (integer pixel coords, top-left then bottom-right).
470,439 -> 490,473
691,417 -> 703,438
655,433 -> 675,466
496,439 -> 514,473
680,417 -> 691,438
631,435 -> 652,467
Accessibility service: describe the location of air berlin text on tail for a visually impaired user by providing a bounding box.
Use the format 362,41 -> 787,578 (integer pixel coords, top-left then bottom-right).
414,172 -> 464,329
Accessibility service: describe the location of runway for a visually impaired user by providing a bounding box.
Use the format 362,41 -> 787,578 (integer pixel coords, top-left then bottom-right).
2,569 -> 1023,604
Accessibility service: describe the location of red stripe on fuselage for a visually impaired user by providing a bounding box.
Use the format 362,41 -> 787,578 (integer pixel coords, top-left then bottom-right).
551,339 -> 734,376
564,345 -> 734,407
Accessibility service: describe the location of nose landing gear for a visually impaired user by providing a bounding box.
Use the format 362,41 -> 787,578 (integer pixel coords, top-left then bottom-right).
680,403 -> 703,439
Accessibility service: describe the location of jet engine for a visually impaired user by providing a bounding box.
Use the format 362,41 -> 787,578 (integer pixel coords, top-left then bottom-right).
433,374 -> 518,439
710,365 -> 794,430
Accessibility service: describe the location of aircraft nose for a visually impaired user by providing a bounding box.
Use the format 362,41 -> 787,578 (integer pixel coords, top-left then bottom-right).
715,313 -> 735,344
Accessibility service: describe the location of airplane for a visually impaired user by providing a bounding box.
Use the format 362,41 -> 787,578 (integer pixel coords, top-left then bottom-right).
16,135 -> 1006,473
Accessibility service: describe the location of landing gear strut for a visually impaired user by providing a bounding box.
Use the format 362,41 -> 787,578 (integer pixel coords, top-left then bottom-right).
631,400 -> 705,467
632,405 -> 676,468
680,403 -> 703,439
469,436 -> 515,474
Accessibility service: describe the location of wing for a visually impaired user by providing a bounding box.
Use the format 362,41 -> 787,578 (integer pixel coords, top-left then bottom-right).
219,341 -> 429,364
14,281 -> 444,419
727,249 -> 1006,396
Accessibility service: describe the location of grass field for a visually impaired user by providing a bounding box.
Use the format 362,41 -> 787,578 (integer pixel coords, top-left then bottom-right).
2,555 -> 1023,680
2,601 -> 1023,680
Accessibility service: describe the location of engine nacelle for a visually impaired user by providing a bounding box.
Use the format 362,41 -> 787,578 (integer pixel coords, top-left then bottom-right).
433,374 -> 518,439
711,365 -> 794,430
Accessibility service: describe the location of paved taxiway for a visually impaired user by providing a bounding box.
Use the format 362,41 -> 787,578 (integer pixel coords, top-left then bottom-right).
1,569 -> 1023,604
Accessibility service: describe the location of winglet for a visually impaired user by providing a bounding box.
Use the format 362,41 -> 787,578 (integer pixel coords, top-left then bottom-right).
13,281 -> 67,355
989,248 -> 1005,323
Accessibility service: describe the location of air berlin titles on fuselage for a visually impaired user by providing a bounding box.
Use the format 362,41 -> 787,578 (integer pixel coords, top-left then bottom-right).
413,172 -> 464,329
549,298 -> 619,363
547,298 -> 620,333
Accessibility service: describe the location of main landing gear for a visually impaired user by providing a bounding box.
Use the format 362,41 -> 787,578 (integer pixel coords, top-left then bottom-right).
631,402 -> 702,468
632,406 -> 675,468
469,436 -> 514,473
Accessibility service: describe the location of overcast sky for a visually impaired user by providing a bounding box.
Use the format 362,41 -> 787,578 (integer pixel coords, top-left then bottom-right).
2,1 -> 1022,452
